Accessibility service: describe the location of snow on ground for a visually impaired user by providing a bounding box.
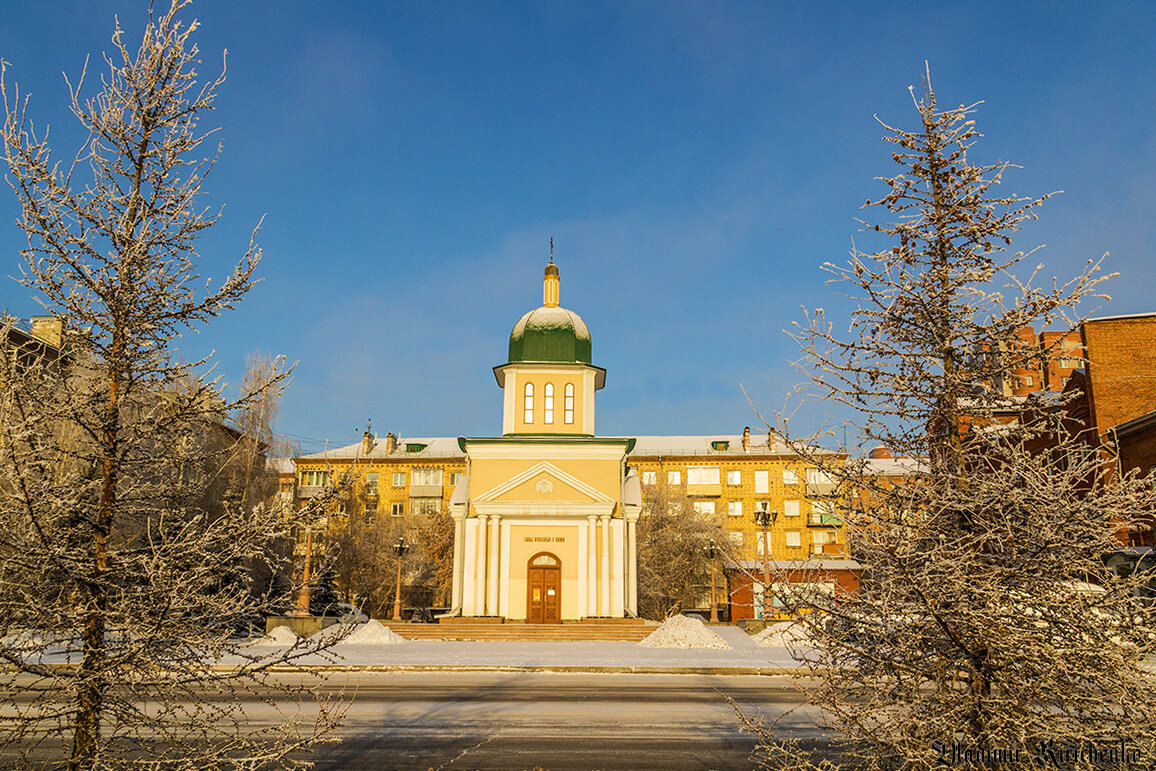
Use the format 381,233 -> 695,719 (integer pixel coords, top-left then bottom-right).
750,621 -> 812,647
249,625 -> 299,647
639,615 -> 731,649
335,620 -> 406,645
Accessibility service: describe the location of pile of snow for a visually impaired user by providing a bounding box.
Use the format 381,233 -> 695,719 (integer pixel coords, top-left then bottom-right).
751,621 -> 812,647
249,625 -> 299,647
639,615 -> 730,649
335,620 -> 406,646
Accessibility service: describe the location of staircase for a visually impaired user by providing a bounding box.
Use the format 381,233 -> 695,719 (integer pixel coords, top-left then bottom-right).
381,618 -> 658,642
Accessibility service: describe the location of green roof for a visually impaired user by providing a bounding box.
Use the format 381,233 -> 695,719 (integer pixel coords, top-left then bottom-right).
507,305 -> 592,364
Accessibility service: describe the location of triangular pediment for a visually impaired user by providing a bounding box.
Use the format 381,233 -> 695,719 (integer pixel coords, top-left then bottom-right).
474,461 -> 616,505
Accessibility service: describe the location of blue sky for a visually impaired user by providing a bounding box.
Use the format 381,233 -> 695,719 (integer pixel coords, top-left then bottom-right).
2,2 -> 1154,453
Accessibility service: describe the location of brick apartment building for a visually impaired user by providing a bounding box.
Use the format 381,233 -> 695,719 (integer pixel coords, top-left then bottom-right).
1006,313 -> 1156,547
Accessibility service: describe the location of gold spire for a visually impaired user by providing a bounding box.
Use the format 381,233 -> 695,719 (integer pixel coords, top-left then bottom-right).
543,238 -> 559,307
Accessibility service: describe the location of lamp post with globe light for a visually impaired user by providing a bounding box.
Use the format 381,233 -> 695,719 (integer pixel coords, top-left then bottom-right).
392,536 -> 410,621
754,504 -> 778,619
705,539 -> 720,623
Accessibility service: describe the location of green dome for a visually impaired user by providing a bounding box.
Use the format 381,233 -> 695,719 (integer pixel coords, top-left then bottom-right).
508,305 -> 592,364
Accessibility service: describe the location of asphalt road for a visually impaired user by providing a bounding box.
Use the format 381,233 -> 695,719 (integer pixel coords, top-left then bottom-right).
298,671 -> 828,770
3,671 -> 830,770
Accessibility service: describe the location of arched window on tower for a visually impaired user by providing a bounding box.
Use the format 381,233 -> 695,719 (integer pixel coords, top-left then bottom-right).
564,383 -> 575,424
524,382 -> 534,424
544,383 -> 554,424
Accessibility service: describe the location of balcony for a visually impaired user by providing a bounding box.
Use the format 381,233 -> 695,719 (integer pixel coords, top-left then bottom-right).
409,483 -> 443,498
805,481 -> 839,498
809,543 -> 846,559
297,485 -> 326,499
807,512 -> 843,527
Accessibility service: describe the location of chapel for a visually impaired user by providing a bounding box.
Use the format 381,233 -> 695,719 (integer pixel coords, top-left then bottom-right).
447,259 -> 642,621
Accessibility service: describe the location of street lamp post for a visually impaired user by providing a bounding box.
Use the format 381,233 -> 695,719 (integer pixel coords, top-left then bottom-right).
291,525 -> 314,617
391,536 -> 410,621
753,505 -> 778,619
705,538 -> 720,623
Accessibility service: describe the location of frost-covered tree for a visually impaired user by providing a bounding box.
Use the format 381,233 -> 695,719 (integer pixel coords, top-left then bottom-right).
754,69 -> 1156,770
637,482 -> 735,620
0,3 -> 340,768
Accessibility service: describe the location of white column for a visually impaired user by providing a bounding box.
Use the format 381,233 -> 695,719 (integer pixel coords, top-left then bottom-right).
487,514 -> 500,617
627,516 -> 638,616
587,515 -> 598,617
610,519 -> 624,616
450,510 -> 466,611
475,514 -> 489,615
576,521 -> 587,619
599,514 -> 611,616
461,519 -> 476,616
498,519 -> 511,618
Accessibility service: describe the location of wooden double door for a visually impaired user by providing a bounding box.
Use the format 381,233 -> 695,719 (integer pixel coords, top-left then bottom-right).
526,553 -> 561,624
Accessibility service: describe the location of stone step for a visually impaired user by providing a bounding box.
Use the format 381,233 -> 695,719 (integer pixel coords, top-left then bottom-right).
380,620 -> 658,642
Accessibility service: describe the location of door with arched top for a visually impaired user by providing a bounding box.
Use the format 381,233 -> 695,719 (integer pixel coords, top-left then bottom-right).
526,552 -> 561,623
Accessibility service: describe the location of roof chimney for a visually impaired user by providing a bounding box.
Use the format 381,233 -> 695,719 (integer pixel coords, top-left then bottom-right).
385,432 -> 398,454
362,430 -> 374,456
742,426 -> 750,453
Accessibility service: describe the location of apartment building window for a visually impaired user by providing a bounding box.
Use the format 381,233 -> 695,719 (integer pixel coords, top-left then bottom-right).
667,470 -> 681,485
392,471 -> 406,487
300,470 -> 329,487
754,470 -> 769,494
364,473 -> 379,496
687,467 -> 720,485
642,471 -> 656,485
783,499 -> 800,517
391,502 -> 404,517
693,501 -> 715,515
564,383 -> 574,424
755,500 -> 769,516
449,472 -> 462,487
756,531 -> 771,555
805,468 -> 833,484
728,501 -> 743,517
364,499 -> 377,521
412,468 -> 443,486
785,531 -> 801,548
728,531 -> 744,547
783,468 -> 799,485
544,383 -> 554,424
727,470 -> 741,485
813,530 -> 837,545
411,497 -> 440,516
524,382 -> 534,424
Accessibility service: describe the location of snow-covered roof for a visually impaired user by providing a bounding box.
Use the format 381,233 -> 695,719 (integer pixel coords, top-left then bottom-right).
627,434 -> 834,458
733,559 -> 862,572
297,433 -> 838,463
266,457 -> 295,475
297,436 -> 466,462
863,457 -> 927,476
1085,311 -> 1156,323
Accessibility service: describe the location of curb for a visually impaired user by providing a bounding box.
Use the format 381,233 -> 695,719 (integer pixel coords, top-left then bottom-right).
216,664 -> 804,676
